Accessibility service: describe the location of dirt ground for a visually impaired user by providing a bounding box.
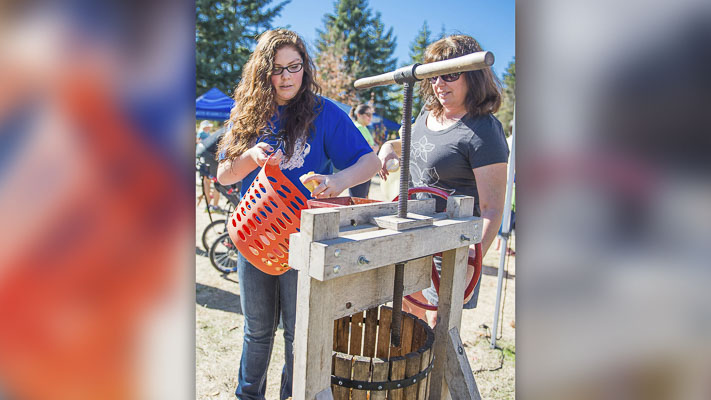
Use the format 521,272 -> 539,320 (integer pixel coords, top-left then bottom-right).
196,176 -> 516,399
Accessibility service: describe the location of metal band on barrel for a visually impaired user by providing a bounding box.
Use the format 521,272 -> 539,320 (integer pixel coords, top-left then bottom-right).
330,356 -> 434,391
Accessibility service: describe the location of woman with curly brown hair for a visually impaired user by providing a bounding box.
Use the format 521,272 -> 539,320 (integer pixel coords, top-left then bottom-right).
378,34 -> 509,327
216,29 -> 380,400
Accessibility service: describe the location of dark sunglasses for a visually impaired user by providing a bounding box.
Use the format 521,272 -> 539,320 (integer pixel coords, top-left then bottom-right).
272,63 -> 303,75
428,72 -> 462,84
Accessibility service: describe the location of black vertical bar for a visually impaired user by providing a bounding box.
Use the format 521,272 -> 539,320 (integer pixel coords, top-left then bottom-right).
397,82 -> 414,218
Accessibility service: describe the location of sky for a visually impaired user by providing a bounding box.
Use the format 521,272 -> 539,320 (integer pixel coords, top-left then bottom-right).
272,0 -> 515,79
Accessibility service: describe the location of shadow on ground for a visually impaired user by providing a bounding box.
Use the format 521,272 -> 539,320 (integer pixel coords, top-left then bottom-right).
482,264 -> 516,279
196,282 -> 243,314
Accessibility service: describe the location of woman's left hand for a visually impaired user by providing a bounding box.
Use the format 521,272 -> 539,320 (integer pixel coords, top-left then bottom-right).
301,173 -> 347,199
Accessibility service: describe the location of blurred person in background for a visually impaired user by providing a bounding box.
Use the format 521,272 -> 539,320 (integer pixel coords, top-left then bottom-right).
378,34 -> 509,327
216,29 -> 380,400
348,103 -> 378,198
196,120 -> 222,212
197,119 -> 213,142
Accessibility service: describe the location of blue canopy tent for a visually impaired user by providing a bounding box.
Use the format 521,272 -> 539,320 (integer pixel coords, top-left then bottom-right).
372,115 -> 402,132
195,89 -> 401,133
196,88 -> 234,121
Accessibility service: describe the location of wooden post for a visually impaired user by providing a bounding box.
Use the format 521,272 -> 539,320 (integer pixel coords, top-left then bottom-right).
428,245 -> 469,400
292,208 -> 340,400
429,195 -> 477,400
315,388 -> 334,400
446,327 -> 481,399
445,195 -> 475,220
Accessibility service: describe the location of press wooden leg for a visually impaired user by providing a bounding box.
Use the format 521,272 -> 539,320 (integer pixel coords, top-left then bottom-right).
445,326 -> 481,400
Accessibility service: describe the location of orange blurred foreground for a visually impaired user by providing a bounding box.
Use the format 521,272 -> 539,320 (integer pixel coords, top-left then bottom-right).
0,66 -> 187,399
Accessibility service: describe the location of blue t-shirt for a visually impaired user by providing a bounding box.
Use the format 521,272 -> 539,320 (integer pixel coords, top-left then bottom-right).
236,97 -> 372,199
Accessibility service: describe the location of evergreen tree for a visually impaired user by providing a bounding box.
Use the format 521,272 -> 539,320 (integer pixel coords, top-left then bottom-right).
392,21 -> 433,123
409,21 -> 432,64
316,0 -> 399,123
196,0 -> 288,97
437,24 -> 447,40
495,59 -> 515,136
408,21 -> 433,118
314,30 -> 359,105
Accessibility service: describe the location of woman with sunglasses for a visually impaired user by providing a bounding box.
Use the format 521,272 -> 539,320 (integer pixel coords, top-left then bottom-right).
378,34 -> 509,327
216,29 -> 380,400
348,103 -> 378,198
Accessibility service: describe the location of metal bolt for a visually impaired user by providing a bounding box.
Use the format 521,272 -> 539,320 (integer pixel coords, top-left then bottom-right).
346,302 -> 352,309
333,265 -> 341,274
338,381 -> 343,386
413,378 -> 417,383
460,234 -> 471,241
357,385 -> 362,389
397,384 -> 401,388
334,249 -> 341,257
378,385 -> 383,390
458,346 -> 464,355
358,256 -> 370,265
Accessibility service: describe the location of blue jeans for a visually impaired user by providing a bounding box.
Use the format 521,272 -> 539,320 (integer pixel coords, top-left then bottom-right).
422,255 -> 482,309
349,180 -> 370,198
235,253 -> 298,400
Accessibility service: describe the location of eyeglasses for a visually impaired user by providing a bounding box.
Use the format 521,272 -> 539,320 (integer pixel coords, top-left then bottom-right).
272,63 -> 303,75
428,72 -> 462,84
362,112 -> 373,117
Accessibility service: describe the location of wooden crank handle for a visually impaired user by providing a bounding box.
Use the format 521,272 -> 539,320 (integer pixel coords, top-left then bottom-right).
354,51 -> 494,89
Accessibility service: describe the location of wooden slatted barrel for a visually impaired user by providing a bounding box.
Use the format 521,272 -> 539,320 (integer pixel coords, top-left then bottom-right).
330,305 -> 435,399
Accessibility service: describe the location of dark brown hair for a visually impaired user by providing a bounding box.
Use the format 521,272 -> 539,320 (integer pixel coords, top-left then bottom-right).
419,35 -> 502,118
348,104 -> 373,121
218,29 -> 321,161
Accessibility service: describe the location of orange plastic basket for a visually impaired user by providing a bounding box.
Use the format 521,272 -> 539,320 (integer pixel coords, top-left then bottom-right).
227,160 -> 310,275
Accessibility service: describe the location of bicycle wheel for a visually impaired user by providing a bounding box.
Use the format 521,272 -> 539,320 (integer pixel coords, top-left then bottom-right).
209,232 -> 240,274
202,219 -> 227,252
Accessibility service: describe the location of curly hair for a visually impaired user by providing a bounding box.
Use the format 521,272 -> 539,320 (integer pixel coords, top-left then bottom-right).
218,29 -> 321,161
419,35 -> 502,118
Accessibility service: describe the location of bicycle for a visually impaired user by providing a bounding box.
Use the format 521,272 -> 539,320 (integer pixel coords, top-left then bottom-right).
199,181 -> 238,252
203,182 -> 241,274
208,232 -> 240,274
195,129 -> 243,274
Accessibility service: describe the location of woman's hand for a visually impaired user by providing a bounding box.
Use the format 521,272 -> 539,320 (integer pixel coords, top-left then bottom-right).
302,152 -> 380,199
248,142 -> 283,167
217,143 -> 283,185
301,174 -> 348,199
377,142 -> 399,181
